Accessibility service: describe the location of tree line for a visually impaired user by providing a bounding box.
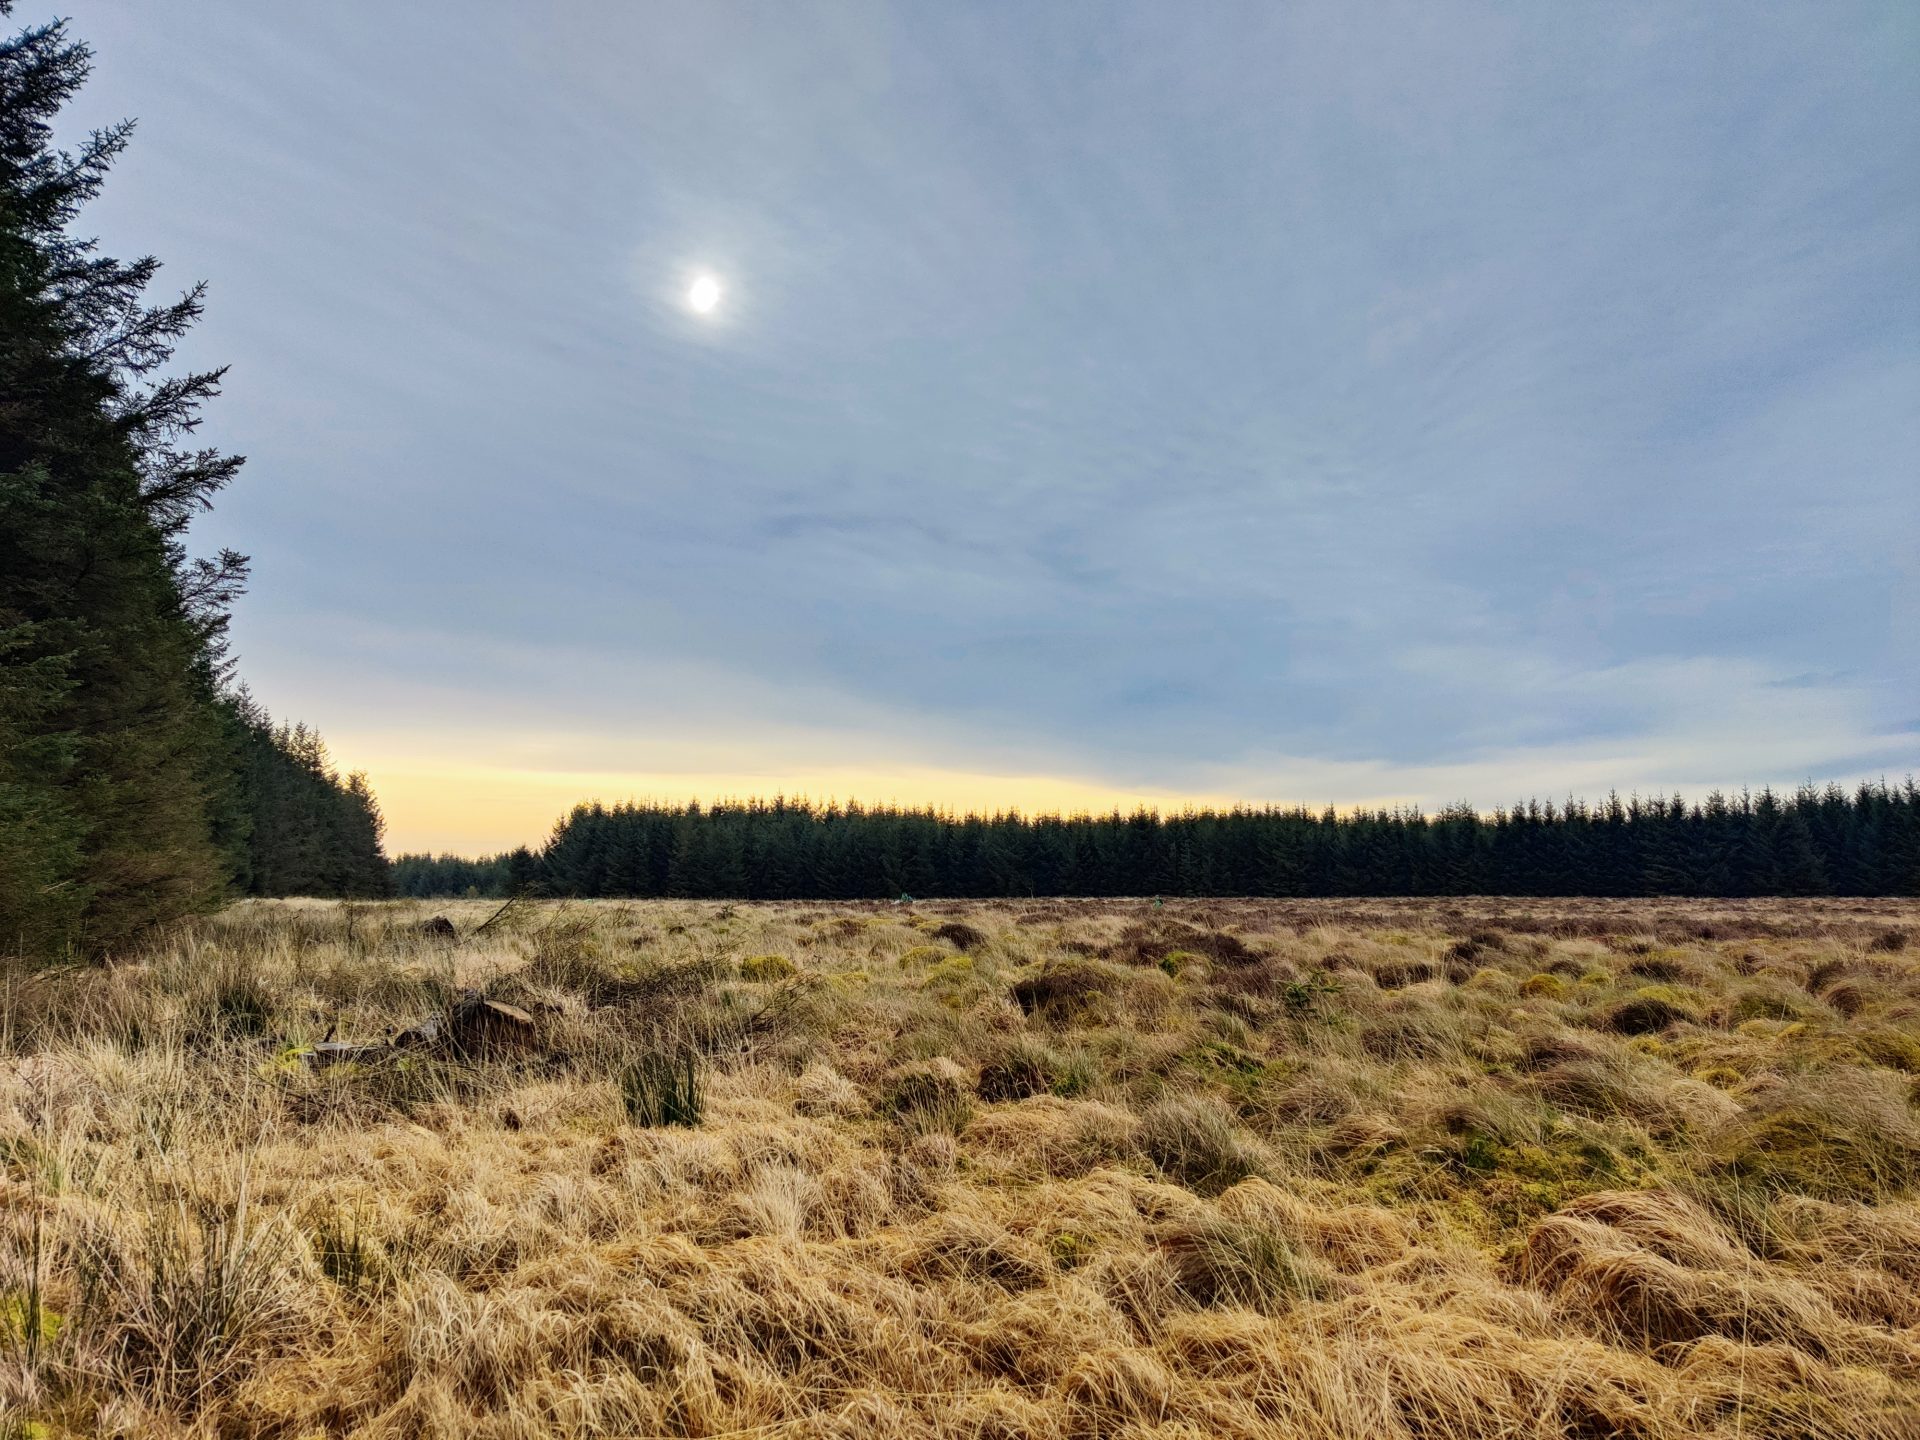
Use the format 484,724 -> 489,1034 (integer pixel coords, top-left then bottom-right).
1,10 -> 388,959
391,781 -> 1920,900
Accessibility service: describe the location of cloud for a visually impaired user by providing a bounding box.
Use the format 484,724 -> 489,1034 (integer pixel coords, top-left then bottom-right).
59,0 -> 1920,851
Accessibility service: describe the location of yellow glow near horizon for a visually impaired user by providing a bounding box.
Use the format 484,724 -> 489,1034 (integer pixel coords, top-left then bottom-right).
362,759 -> 1253,856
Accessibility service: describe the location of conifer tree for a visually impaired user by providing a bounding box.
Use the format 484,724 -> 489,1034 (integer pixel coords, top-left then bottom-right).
0,8 -> 245,953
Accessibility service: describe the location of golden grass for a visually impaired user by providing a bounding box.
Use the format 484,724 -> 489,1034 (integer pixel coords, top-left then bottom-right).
3,895 -> 1918,1438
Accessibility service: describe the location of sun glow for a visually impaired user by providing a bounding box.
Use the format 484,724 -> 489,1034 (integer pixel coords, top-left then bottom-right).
687,273 -> 722,314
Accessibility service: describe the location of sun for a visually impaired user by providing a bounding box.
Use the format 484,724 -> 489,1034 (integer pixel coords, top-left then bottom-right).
687,273 -> 722,314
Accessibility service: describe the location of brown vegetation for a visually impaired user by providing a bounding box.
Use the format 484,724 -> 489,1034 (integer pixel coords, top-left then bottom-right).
3,896 -> 1918,1437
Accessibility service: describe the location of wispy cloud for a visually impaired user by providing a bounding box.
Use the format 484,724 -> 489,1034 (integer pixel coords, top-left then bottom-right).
62,0 -> 1920,849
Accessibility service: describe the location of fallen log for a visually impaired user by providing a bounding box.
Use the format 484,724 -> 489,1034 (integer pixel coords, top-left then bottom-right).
291,988 -> 538,1068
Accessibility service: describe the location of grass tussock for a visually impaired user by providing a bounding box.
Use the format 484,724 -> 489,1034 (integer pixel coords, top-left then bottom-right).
1,894 -> 1917,1437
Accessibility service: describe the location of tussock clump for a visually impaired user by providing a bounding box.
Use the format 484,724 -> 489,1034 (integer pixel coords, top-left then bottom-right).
1139,1096 -> 1270,1195
878,1060 -> 974,1137
1728,981 -> 1817,1026
1008,959 -> 1121,1024
1624,952 -> 1690,983
929,921 -> 987,952
1267,1069 -> 1361,1126
1359,1004 -> 1464,1061
976,1035 -> 1056,1102
1517,1031 -> 1606,1072
793,1062 -> 865,1118
1446,929 -> 1507,965
1854,1026 -> 1920,1074
1596,986 -> 1700,1036
1370,958 -> 1442,990
621,1046 -> 705,1128
7,895 -> 1920,1438
1155,1214 -> 1338,1312
1866,929 -> 1908,953
964,1095 -> 1140,1179
1514,1189 -> 1883,1364
902,1213 -> 1050,1291
1105,919 -> 1262,969
1714,1074 -> 1920,1200
1532,1051 -> 1739,1134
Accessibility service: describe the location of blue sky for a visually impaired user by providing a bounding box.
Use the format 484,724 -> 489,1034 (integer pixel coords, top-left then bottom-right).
59,2 -> 1919,850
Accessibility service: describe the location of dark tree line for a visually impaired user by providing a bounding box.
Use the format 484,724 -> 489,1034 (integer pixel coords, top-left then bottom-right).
0,10 -> 387,957
227,694 -> 392,900
391,850 -> 522,900
391,782 -> 1920,901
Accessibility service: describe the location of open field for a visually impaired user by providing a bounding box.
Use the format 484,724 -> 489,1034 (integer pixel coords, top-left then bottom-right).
4,897 -> 1920,1439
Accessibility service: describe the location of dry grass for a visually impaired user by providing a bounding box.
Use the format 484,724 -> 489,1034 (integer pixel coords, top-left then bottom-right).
3,895 -> 1918,1438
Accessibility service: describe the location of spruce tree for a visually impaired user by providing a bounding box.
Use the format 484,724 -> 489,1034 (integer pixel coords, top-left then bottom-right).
0,8 -> 247,954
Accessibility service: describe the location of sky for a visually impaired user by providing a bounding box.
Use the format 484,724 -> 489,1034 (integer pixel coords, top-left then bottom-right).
53,1 -> 1920,854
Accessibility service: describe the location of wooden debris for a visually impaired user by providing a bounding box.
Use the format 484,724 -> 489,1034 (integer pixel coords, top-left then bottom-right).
290,988 -> 538,1068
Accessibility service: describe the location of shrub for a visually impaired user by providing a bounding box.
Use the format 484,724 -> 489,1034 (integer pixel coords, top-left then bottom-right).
76,1185 -> 299,1411
620,1045 -> 705,1128
1280,971 -> 1340,1015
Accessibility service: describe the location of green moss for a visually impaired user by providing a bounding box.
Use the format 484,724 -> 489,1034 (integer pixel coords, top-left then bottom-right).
0,1291 -> 61,1346
739,953 -> 796,982
1855,1027 -> 1920,1074
1179,1039 -> 1270,1096
1047,1229 -> 1094,1270
1520,973 -> 1565,998
923,955 -> 978,989
1729,986 -> 1812,1026
1159,949 -> 1206,976
1719,1102 -> 1920,1201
